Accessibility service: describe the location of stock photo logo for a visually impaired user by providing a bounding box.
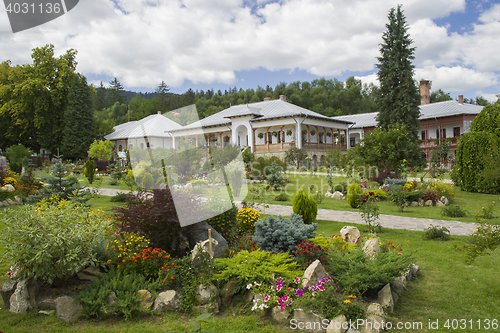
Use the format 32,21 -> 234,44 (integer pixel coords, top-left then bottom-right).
4,0 -> 79,33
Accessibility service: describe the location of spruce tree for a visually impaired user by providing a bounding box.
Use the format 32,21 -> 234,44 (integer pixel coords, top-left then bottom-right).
376,5 -> 421,140
62,74 -> 95,160
108,77 -> 126,105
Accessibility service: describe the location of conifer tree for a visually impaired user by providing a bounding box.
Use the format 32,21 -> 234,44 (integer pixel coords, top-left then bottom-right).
62,74 -> 95,160
376,5 -> 421,141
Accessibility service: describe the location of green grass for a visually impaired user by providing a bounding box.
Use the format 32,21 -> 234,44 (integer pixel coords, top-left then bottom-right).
316,219 -> 500,333
246,173 -> 500,225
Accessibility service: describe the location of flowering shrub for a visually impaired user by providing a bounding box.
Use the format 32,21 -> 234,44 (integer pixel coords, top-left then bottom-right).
476,201 -> 496,219
107,231 -> 150,262
309,235 -> 357,253
225,235 -> 259,257
421,190 -> 439,204
2,176 -> 17,186
294,241 -> 327,267
237,208 -> 260,235
214,250 -> 300,293
429,181 -> 455,200
1,200 -> 111,285
248,275 -> 333,313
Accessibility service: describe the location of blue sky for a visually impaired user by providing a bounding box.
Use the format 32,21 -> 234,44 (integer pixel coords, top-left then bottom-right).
1,0 -> 499,102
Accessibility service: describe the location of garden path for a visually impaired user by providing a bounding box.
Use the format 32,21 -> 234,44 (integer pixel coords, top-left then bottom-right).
94,187 -> 476,236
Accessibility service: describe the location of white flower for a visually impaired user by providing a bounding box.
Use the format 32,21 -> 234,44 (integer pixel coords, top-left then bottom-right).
246,283 -> 253,289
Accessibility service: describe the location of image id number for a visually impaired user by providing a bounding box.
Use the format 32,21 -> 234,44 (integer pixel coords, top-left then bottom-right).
6,2 -> 61,14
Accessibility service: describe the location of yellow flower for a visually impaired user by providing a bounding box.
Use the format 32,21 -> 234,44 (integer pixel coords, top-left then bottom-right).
348,295 -> 357,298
343,300 -> 351,304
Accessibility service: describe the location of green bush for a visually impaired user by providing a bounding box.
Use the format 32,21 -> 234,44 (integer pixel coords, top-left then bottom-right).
214,250 -> 300,293
476,201 -> 496,219
423,225 -> 451,241
384,178 -> 407,188
1,200 -> 111,285
324,242 -> 412,295
362,188 -> 388,200
78,269 -> 161,319
205,200 -> 238,241
84,159 -> 96,184
274,192 -> 289,201
347,182 -> 362,208
5,144 -> 31,174
389,185 -> 409,212
254,213 -> 317,254
0,190 -> 15,201
441,205 -> 467,218
110,192 -> 129,202
292,189 -> 317,224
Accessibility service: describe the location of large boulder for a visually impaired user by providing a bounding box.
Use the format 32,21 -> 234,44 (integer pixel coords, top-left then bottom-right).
1,280 -> 18,310
55,296 -> 83,322
391,275 -> 408,295
220,279 -> 237,307
1,184 -> 15,192
272,305 -> 291,325
332,191 -> 345,200
191,239 -> 219,263
137,290 -> 154,310
195,282 -> 219,305
363,239 -> 380,258
377,284 -> 394,313
185,221 -> 228,259
361,314 -> 385,333
153,290 -> 181,312
326,314 -> 348,333
9,279 -> 38,314
340,226 -> 360,244
293,308 -> 327,332
302,260 -> 330,289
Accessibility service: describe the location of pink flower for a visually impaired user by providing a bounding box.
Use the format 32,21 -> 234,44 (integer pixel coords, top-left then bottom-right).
280,304 -> 286,311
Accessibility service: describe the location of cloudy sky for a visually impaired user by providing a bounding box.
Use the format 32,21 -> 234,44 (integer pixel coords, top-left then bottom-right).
0,0 -> 499,102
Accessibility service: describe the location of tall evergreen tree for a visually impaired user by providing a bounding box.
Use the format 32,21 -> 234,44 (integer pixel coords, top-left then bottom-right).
108,77 -> 125,105
376,5 -> 421,140
62,74 -> 95,160
155,80 -> 170,113
94,81 -> 109,110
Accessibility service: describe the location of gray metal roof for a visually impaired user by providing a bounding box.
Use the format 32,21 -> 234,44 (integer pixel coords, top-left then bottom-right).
173,99 -> 353,131
105,113 -> 183,140
331,100 -> 484,128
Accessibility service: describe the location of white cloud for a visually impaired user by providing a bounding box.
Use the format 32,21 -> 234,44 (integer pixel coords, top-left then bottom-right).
0,0 -> 497,97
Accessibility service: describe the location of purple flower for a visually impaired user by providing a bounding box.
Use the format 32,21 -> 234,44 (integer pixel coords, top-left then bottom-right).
296,289 -> 304,297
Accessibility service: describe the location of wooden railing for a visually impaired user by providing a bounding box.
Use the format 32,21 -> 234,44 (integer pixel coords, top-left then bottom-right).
254,142 -> 347,152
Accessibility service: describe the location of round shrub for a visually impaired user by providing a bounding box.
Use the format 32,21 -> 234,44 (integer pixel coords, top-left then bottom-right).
347,182 -> 362,208
275,192 -> 289,201
1,200 -> 112,285
292,189 -> 318,224
84,159 -> 96,184
237,208 -> 260,235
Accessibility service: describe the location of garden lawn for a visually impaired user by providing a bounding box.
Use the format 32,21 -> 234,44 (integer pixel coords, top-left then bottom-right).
317,219 -> 500,333
246,173 -> 500,225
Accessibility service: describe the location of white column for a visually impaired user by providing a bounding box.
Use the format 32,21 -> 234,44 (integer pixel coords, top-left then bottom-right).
296,123 -> 302,149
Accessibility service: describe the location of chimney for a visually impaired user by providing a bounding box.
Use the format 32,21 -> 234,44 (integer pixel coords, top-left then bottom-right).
279,95 -> 287,102
420,80 -> 430,105
458,95 -> 464,104
263,97 -> 271,101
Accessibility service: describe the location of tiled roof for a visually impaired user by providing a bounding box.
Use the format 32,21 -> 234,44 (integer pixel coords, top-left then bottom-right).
331,100 -> 484,128
173,99 -> 353,131
105,113 -> 183,140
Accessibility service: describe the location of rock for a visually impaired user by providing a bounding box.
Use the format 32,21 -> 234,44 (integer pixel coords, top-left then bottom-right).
153,290 -> 181,312
5,199 -> 14,206
0,201 -> 3,207
185,183 -> 193,189
77,266 -> 102,282
325,192 -> 333,198
361,314 -> 385,333
272,305 -> 291,324
294,308 -> 327,332
195,283 -> 219,305
425,200 -> 433,206
193,302 -> 219,314
418,199 -> 424,207
55,296 -> 83,322
302,260 -> 330,289
1,280 -> 18,310
39,310 -> 55,316
366,303 -> 384,317
9,279 -> 38,314
137,290 -> 154,310
1,184 -> 15,192
340,226 -> 360,244
221,279 -> 237,307
436,200 -> 445,207
377,284 -> 394,313
191,238 -> 219,262
410,201 -> 419,207
440,196 -> 449,205
326,314 -> 348,333
14,196 -> 22,205
391,291 -> 399,304
392,276 -> 407,295
186,221 -> 228,259
410,264 -> 420,280
332,191 -> 344,200
363,239 -> 379,258
37,298 -> 56,309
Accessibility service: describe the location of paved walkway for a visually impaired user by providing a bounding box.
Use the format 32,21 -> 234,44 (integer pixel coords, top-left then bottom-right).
92,187 -> 476,236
